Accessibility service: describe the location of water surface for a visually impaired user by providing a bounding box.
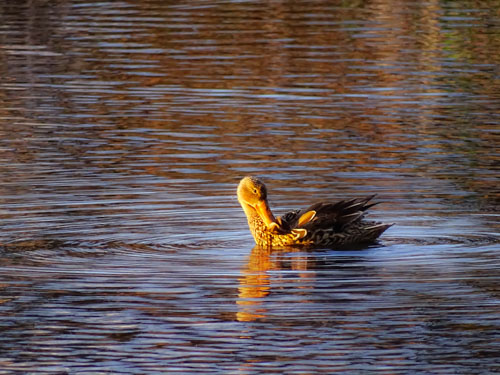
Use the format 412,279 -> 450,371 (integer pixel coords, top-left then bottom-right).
0,0 -> 499,373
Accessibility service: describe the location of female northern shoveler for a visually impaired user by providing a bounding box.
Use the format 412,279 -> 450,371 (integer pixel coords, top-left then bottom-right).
237,176 -> 392,248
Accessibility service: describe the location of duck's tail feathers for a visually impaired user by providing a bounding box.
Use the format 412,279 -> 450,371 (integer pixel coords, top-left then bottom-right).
364,222 -> 393,241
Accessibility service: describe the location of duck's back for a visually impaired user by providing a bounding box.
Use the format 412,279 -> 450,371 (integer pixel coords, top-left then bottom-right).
278,196 -> 392,247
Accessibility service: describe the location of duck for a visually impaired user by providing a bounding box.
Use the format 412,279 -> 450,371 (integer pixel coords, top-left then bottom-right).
237,176 -> 392,248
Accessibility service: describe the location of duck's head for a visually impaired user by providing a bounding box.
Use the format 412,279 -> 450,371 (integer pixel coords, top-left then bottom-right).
237,176 -> 277,229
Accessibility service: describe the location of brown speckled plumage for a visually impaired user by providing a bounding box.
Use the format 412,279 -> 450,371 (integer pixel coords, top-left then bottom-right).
237,176 -> 392,249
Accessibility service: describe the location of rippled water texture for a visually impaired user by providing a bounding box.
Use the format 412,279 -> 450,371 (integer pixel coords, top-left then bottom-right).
0,1 -> 499,373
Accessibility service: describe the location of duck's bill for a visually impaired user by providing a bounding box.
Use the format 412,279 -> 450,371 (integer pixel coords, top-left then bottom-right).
255,200 -> 277,228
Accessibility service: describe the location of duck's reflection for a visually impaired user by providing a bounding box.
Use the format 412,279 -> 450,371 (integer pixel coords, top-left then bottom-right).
237,246 -> 321,322
237,245 -> 379,322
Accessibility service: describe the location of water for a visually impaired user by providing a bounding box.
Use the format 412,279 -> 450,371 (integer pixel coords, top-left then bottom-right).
0,0 -> 499,373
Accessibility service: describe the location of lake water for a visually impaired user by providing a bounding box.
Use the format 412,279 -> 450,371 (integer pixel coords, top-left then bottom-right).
0,0 -> 499,373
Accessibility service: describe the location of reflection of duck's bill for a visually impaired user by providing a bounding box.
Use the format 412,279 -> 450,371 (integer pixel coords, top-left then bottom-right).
236,310 -> 266,322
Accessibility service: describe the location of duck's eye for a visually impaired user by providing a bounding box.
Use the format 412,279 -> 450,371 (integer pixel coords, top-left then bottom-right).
253,188 -> 258,194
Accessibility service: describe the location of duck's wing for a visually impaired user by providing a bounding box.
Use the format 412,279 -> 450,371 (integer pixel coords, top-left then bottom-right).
305,195 -> 378,231
275,209 -> 301,231
273,209 -> 310,240
278,195 -> 378,232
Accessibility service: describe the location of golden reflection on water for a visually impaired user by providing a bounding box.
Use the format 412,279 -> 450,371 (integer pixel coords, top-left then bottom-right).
0,0 -> 498,205
237,246 -> 315,322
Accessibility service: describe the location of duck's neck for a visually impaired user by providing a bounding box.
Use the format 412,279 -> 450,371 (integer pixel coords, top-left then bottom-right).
241,203 -> 269,244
